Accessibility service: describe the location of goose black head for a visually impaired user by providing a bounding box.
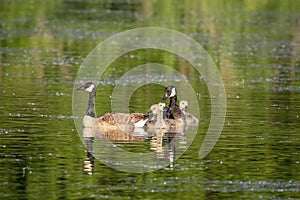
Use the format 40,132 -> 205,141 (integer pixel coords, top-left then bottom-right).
76,82 -> 96,93
161,85 -> 177,102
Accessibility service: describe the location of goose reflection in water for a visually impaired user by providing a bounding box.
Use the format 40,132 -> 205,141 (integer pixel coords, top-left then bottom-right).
80,110 -> 190,173
82,125 -> 187,172
81,121 -> 146,175
83,136 -> 94,175
77,83 -> 198,173
149,129 -> 187,169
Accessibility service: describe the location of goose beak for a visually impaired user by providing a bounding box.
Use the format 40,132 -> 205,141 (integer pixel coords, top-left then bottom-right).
161,93 -> 168,102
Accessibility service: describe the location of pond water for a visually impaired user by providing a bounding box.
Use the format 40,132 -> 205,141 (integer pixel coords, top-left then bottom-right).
1,0 -> 300,199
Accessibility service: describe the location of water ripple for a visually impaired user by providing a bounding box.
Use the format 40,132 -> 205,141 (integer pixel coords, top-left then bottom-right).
204,180 -> 300,193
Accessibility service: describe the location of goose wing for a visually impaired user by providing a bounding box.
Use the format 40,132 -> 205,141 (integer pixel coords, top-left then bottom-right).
97,113 -> 134,132
167,106 -> 184,120
97,113 -> 119,131
111,113 -> 135,133
131,113 -> 148,128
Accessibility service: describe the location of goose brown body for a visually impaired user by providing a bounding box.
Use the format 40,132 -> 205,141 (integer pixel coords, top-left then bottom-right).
77,82 -> 147,135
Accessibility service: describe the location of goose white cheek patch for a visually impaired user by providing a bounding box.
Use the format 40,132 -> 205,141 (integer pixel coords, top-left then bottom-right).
170,88 -> 176,97
85,84 -> 95,92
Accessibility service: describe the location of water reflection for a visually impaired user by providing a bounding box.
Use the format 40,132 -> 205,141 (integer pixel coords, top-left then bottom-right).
149,130 -> 187,169
83,136 -> 94,175
81,119 -> 194,173
1,0 -> 300,198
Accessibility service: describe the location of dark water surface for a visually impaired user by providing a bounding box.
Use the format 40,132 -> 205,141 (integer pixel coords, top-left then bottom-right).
1,1 -> 300,199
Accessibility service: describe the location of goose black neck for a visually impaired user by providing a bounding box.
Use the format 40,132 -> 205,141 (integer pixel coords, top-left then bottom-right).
169,96 -> 177,108
86,89 -> 96,117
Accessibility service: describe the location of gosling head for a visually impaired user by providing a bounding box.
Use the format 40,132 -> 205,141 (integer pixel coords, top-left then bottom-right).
76,82 -> 96,93
179,100 -> 188,111
148,104 -> 158,115
158,102 -> 166,111
161,85 -> 177,102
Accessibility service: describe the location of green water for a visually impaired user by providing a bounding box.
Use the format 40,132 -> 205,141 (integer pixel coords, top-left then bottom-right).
1,0 -> 300,199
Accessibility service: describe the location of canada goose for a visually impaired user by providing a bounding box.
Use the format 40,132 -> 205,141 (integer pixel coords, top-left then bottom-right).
76,82 -> 147,133
161,85 -> 184,120
179,100 -> 199,126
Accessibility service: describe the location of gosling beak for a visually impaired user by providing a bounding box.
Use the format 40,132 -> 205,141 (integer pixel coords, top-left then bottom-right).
143,114 -> 149,119
146,109 -> 154,118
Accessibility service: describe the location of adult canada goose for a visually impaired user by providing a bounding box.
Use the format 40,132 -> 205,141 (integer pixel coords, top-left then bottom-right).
76,82 -> 148,133
179,100 -> 199,126
161,85 -> 184,120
